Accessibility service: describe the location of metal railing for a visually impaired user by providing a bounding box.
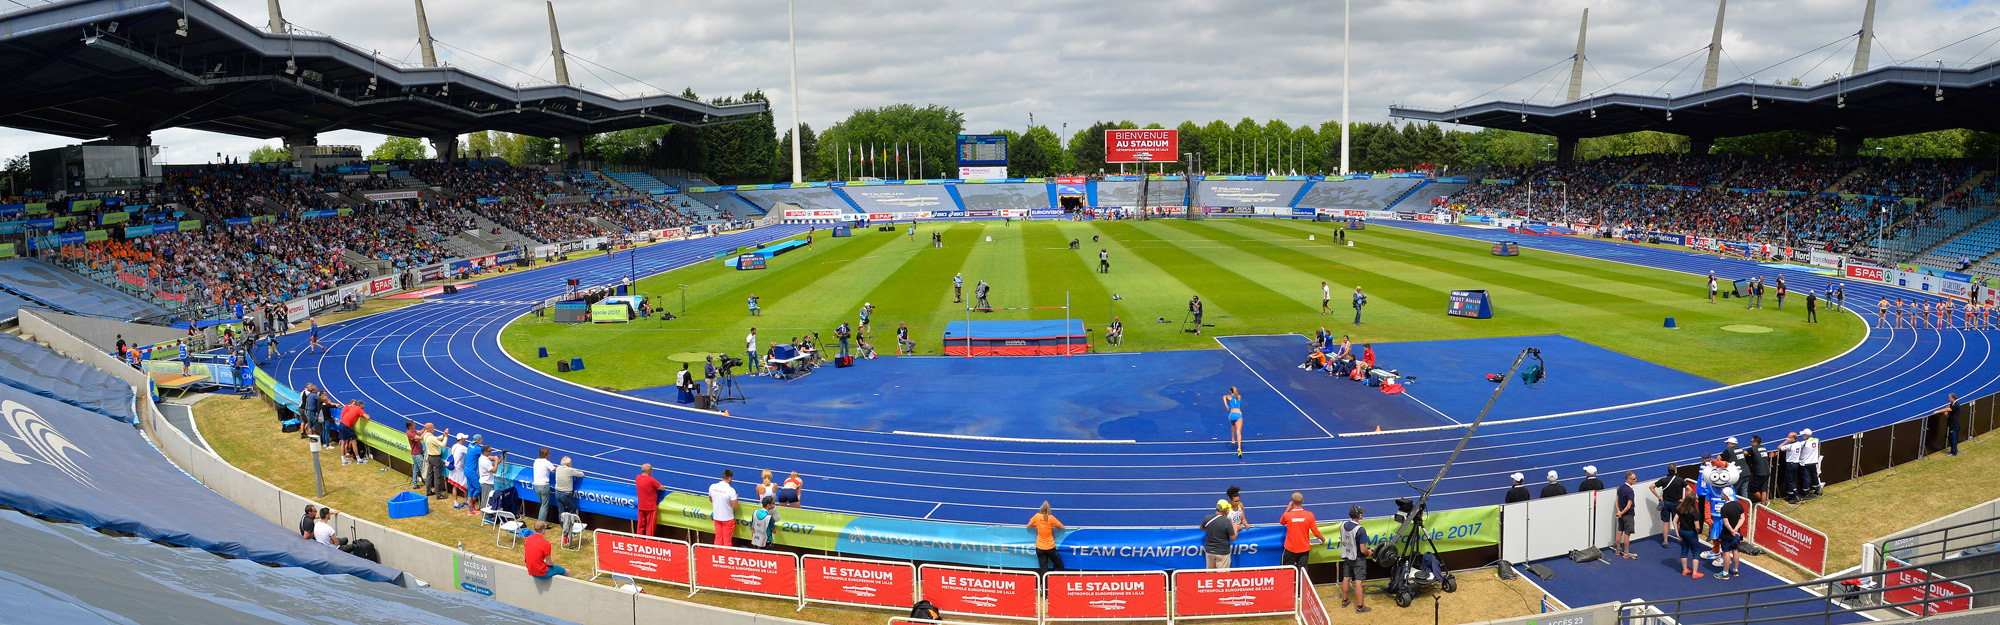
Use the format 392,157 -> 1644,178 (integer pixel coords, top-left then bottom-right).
1620,548 -> 2000,624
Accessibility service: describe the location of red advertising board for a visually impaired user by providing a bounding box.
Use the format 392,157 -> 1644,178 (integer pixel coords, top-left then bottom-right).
1171,566 -> 1299,618
368,276 -> 397,295
1298,569 -> 1331,625
1846,264 -> 1887,282
868,213 -> 896,221
1045,571 -> 1169,621
1056,176 -> 1087,184
592,530 -> 689,586
919,564 -> 1041,620
801,555 -> 914,610
691,543 -> 799,600
1884,557 -> 1973,615
1104,129 -> 1180,163
1752,505 -> 1828,575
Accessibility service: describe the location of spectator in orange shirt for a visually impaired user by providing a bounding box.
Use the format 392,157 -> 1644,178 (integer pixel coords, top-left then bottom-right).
1279,492 -> 1324,570
1028,502 -> 1065,574
338,400 -> 366,465
524,528 -> 567,579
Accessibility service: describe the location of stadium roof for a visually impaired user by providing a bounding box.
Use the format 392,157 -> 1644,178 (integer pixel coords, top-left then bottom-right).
0,0 -> 765,141
1389,59 -> 2000,141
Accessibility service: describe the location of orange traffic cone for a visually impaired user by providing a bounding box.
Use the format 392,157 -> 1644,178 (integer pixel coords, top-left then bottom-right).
1375,426 -> 1382,432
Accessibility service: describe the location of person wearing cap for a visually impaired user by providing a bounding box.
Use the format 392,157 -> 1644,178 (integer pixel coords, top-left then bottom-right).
1800,429 -> 1822,498
476,446 -> 499,517
554,457 -> 585,524
1200,499 -> 1237,569
1505,473 -> 1531,503
1540,470 -> 1567,498
1745,435 -> 1772,510
463,434 -> 485,511
447,433 -> 470,509
1577,466 -> 1604,492
1338,505 -> 1372,613
1780,432 -> 1805,503
422,422 -> 450,499
1722,436 -> 1747,475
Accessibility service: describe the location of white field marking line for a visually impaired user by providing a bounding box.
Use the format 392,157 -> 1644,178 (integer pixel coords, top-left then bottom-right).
925,503 -> 943,519
890,431 -> 1136,444
1338,221 -> 1881,437
1396,390 -> 1463,425
1213,336 -> 1334,438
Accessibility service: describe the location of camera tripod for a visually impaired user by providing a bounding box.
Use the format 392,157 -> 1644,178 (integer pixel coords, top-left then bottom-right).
715,371 -> 746,404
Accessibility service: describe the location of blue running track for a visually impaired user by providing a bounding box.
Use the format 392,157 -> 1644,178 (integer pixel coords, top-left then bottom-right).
272,220 -> 2000,527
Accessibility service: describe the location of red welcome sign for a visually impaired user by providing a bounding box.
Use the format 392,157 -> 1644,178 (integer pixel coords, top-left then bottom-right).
1172,566 -> 1299,618
691,543 -> 798,600
592,530 -> 689,586
801,555 -> 913,610
1045,571 -> 1168,620
919,564 -> 1040,620
1105,129 -> 1179,163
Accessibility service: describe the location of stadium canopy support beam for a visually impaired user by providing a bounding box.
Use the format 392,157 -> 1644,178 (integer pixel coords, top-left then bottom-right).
560,135 -> 583,169
546,1 -> 571,86
1701,0 -> 1726,90
1690,136 -> 1714,156
266,0 -> 285,34
429,135 -> 458,161
413,0 -> 438,68
284,133 -> 315,164
1852,0 -> 1877,75
1555,137 -> 1577,163
1835,135 -> 1863,158
1566,8 -> 1587,101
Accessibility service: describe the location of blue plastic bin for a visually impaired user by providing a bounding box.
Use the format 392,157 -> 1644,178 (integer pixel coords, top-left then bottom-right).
387,491 -> 430,519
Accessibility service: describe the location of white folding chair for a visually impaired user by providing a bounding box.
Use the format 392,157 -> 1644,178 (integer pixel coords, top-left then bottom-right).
610,573 -> 643,594
559,512 -> 587,551
493,511 -> 523,548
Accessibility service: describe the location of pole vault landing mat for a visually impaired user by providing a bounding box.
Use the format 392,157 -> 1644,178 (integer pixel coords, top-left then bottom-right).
941,318 -> 1089,356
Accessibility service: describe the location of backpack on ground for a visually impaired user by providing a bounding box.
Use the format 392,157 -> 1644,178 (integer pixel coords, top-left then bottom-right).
909,599 -> 942,622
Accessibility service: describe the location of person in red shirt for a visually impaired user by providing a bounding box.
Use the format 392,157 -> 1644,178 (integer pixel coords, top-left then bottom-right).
634,463 -> 664,536
404,420 -> 424,490
524,529 -> 567,579
1279,492 -> 1324,570
338,400 -> 366,465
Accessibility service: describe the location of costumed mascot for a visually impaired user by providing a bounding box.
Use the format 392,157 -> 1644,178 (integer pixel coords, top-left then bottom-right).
1696,458 -> 1741,567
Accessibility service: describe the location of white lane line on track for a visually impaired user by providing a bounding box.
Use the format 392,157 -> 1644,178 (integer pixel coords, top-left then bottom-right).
1397,390 -> 1462,425
925,503 -> 942,519
1213,337 -> 1334,438
892,431 -> 1136,444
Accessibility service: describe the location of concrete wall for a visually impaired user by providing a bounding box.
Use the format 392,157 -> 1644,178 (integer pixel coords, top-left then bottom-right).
137,393 -> 820,625
34,309 -> 186,353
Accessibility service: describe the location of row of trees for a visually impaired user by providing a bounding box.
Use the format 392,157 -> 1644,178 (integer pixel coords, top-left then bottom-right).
239,98 -> 2000,184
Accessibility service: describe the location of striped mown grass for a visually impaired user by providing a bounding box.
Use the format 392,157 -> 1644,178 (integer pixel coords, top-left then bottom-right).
501,220 -> 1861,390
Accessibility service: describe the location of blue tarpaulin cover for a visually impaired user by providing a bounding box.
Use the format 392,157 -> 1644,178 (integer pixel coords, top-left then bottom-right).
942,318 -> 1087,340
0,509 -> 573,624
0,335 -> 132,421
0,258 -> 169,321
0,389 -> 406,585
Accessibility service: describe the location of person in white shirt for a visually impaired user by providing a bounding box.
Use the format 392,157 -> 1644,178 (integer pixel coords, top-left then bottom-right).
708,469 -> 740,547
1321,281 -> 1332,315
533,448 -> 558,530
313,507 -> 338,546
1780,433 -> 1805,503
746,328 -> 759,375
476,447 -> 498,515
447,434 -> 469,510
1799,428 -> 1822,498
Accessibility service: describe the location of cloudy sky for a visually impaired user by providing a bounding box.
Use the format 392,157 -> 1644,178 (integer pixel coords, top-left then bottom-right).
2,0 -> 1995,164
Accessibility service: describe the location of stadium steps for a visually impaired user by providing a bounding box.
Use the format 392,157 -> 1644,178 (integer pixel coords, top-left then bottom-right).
1382,179 -> 1433,211
460,212 -> 539,249
341,250 -> 390,277
1886,207 -> 1990,264
1823,165 -> 1869,194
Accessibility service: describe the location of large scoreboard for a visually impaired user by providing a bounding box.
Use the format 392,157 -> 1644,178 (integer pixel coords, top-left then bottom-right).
957,135 -> 1008,166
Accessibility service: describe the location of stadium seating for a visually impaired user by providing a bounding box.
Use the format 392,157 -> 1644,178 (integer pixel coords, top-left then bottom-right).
1917,213 -> 2000,274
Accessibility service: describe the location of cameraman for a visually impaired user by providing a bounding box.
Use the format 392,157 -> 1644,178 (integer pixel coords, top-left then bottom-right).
1351,286 -> 1368,326
835,322 -> 853,357
1189,296 -> 1204,335
703,355 -> 719,400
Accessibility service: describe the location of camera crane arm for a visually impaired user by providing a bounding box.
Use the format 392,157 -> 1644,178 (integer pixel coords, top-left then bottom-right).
1407,348 -> 1540,523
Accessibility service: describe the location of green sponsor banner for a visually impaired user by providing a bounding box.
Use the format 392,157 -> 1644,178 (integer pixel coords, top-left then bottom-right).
589,304 -> 630,322
24,203 -> 47,215
70,199 -> 102,211
52,216 -> 76,228
178,219 -> 202,231
370,164 -> 389,173
0,243 -> 13,258
337,207 -> 353,217
1309,505 -> 1501,563
84,229 -> 108,243
355,416 -> 411,459
100,211 -> 130,225
656,492 -> 849,551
